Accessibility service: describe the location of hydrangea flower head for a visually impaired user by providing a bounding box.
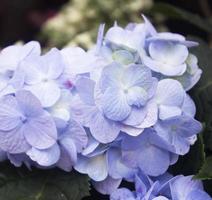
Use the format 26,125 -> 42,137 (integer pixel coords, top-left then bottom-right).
0,90 -> 57,153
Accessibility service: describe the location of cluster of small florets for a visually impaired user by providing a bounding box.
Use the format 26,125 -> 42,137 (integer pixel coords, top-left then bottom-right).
0,15 -> 210,199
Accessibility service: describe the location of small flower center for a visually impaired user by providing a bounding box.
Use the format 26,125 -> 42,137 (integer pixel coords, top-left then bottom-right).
20,115 -> 27,123
42,77 -> 48,82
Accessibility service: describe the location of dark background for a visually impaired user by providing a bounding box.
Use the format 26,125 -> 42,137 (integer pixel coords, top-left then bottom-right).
0,0 -> 211,47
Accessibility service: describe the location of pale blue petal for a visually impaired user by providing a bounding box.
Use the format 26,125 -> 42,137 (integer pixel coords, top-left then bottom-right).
0,126 -> 30,153
135,100 -> 158,129
156,79 -> 185,107
123,64 -> 152,88
82,134 -> 99,156
120,125 -> 144,137
138,145 -> 170,176
182,94 -> 196,117
159,105 -> 182,120
0,41 -> 40,71
153,196 -> 169,200
122,130 -> 170,176
16,90 -> 43,117
147,32 -> 198,47
25,81 -> 61,107
40,48 -> 64,79
62,119 -> 88,152
149,41 -> 188,66
112,50 -> 135,65
20,57 -> 43,84
61,47 -> 99,75
187,190 -> 212,200
101,87 -> 131,121
107,148 -> 136,180
100,62 -> 122,92
93,176 -> 121,195
57,137 -> 77,171
127,86 -> 148,107
27,144 -> 60,166
105,26 -> 127,46
70,95 -> 97,127
24,112 -> 57,149
74,154 -> 108,181
147,32 -> 185,43
110,188 -> 136,200
75,77 -> 95,105
89,109 -> 121,143
170,175 -> 203,200
122,106 -> 147,126
142,15 -> 157,36
0,95 -> 22,131
143,55 -> 187,76
95,24 -> 105,54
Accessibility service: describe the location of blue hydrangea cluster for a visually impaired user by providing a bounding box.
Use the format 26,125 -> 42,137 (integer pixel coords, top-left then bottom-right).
0,15 -> 210,199
110,172 -> 212,200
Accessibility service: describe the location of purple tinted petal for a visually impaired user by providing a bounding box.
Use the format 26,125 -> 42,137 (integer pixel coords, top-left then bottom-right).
96,24 -> 105,54
0,95 -> 22,131
187,190 -> 212,200
159,105 -> 182,120
16,90 -> 43,117
0,126 -> 30,153
143,56 -> 187,76
149,41 -> 188,66
93,176 -> 122,195
170,175 -> 204,200
110,188 -> 135,200
122,106 -> 147,126
62,119 -> 88,153
75,77 -> 95,105
74,154 -> 108,181
57,138 -> 77,171
27,144 -> 60,167
156,79 -> 185,107
136,100 -> 158,129
26,81 -> 61,108
89,110 -> 120,143
107,148 -> 136,180
40,48 -> 64,79
101,87 -> 131,121
24,112 -> 57,149
182,94 -> 196,117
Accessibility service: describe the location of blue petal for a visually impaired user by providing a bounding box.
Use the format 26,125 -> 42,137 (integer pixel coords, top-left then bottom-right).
16,90 -> 43,117
92,176 -> 121,195
62,119 -> 88,153
24,112 -> 57,149
0,95 -> 22,131
74,154 -> 108,181
0,125 -> 30,153
27,144 -> 60,166
101,87 -> 131,121
89,109 -> 121,143
110,188 -> 136,200
156,79 -> 185,107
57,138 -> 77,171
75,77 -> 95,105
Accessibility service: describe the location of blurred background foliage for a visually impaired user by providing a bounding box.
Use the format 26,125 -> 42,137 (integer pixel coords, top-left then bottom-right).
0,0 -> 212,199
0,0 -> 211,48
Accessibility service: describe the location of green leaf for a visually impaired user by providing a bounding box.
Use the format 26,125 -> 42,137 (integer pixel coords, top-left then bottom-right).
189,37 -> 212,151
150,3 -> 212,33
0,163 -> 90,200
195,156 -> 212,180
